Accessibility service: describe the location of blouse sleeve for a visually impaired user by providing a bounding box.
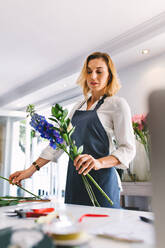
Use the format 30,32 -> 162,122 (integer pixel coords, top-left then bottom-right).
39,100 -> 83,162
111,98 -> 136,169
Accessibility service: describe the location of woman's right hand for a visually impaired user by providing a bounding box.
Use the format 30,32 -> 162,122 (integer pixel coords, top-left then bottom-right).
9,166 -> 36,186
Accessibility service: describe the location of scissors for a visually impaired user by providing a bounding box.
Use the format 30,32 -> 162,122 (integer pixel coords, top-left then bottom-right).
5,207 -> 54,218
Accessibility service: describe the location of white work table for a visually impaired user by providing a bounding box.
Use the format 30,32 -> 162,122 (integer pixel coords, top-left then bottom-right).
0,200 -> 155,248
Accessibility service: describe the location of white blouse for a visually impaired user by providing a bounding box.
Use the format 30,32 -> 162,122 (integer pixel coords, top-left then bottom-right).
40,95 -> 136,170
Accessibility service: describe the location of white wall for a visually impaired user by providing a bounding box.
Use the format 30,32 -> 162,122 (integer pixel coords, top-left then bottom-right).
117,53 -> 165,115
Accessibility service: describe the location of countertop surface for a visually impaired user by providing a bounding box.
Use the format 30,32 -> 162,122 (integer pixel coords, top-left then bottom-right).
0,199 -> 155,248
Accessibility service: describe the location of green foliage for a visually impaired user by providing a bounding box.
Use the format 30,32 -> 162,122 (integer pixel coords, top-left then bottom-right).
73,145 -> 77,154
31,130 -> 36,138
62,133 -> 69,145
68,127 -> 75,138
50,104 -> 83,159
0,199 -> 19,207
48,117 -> 59,124
66,118 -> 70,126
0,196 -> 40,207
77,145 -> 83,155
26,104 -> 35,117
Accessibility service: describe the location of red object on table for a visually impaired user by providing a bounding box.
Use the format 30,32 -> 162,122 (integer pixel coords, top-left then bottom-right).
78,214 -> 109,222
6,208 -> 55,218
32,208 -> 54,213
25,212 -> 48,218
23,208 -> 54,217
19,208 -> 54,218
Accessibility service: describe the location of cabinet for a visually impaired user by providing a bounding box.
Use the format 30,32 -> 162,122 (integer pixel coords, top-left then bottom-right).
121,182 -> 152,210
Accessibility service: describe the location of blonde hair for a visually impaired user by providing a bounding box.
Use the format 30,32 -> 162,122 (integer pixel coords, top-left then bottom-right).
77,52 -> 121,98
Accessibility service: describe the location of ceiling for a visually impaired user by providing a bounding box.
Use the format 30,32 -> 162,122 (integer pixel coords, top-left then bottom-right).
0,0 -> 165,112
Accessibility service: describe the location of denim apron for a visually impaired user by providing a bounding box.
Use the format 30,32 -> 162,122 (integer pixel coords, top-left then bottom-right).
65,95 -> 120,208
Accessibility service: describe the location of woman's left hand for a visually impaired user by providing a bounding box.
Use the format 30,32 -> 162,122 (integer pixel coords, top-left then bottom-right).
74,154 -> 102,175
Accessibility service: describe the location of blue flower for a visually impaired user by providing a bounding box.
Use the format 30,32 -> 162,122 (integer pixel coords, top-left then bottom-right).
53,130 -> 60,138
49,141 -> 57,149
56,137 -> 63,144
29,113 -> 63,149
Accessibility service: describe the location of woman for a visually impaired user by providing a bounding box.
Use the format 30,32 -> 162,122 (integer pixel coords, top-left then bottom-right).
9,52 -> 135,208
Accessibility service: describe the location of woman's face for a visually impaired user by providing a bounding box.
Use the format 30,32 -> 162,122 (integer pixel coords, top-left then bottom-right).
86,58 -> 110,93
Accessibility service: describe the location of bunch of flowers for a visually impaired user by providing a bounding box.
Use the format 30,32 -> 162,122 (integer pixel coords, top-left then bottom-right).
30,113 -> 63,149
26,104 -> 113,207
132,114 -> 149,155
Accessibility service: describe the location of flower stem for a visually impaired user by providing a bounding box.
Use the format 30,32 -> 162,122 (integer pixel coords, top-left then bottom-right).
0,176 -> 41,200
82,175 -> 100,207
81,175 -> 96,206
61,145 -> 99,206
57,144 -> 74,160
86,173 -> 113,206
58,143 -> 113,206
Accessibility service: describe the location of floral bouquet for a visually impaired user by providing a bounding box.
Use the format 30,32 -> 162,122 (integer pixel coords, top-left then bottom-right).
26,104 -> 113,207
132,114 -> 149,155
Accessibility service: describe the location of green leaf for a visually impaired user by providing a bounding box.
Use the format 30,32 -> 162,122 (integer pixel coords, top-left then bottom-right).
0,196 -> 36,200
0,201 -> 10,207
60,117 -> 65,124
31,130 -> 36,138
51,107 -> 58,117
57,110 -> 63,117
62,122 -> 68,131
133,122 -> 139,128
62,133 -> 69,145
60,143 -> 67,150
49,117 -> 58,124
55,103 -> 63,111
66,118 -> 70,126
26,104 -> 35,117
73,145 -> 77,154
56,147 -> 61,150
63,109 -> 68,119
0,199 -> 19,207
68,127 -> 75,138
77,145 -> 83,154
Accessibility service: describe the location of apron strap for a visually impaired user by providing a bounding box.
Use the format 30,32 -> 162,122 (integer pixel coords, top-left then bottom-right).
77,94 -> 107,111
94,94 -> 107,111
